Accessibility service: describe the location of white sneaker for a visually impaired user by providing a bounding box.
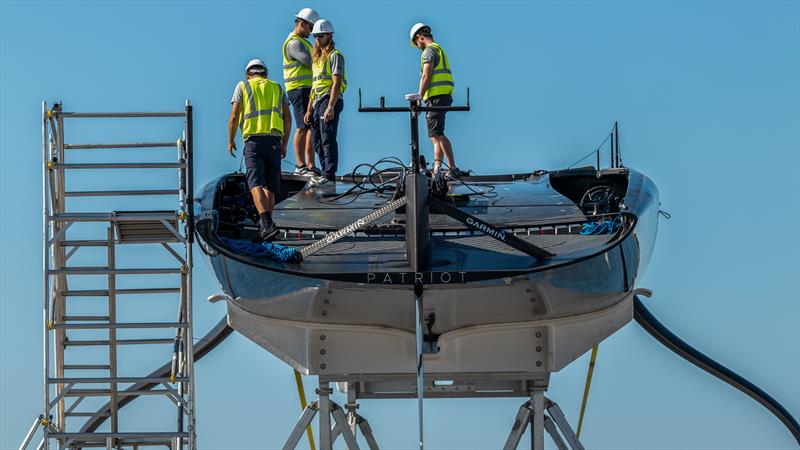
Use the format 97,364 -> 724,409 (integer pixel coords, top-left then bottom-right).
308,175 -> 329,187
294,165 -> 308,175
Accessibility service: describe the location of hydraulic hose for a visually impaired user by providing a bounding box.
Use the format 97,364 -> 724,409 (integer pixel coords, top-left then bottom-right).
634,296 -> 800,445
79,317 -> 234,433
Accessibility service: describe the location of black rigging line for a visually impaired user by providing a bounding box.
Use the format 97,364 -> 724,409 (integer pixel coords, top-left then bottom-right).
634,296 -> 800,445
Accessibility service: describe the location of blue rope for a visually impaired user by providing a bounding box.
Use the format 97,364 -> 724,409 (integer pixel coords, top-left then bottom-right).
220,237 -> 303,263
580,216 -> 623,235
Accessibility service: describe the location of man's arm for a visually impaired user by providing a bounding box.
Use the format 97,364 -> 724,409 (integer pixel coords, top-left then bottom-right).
418,62 -> 433,99
227,102 -> 241,157
281,101 -> 292,158
323,53 -> 344,122
287,39 -> 313,68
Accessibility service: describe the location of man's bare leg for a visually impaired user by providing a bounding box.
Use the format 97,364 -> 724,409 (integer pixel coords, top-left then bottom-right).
293,129 -> 308,170
251,186 -> 276,215
431,137 -> 444,173
438,135 -> 456,169
304,130 -> 316,171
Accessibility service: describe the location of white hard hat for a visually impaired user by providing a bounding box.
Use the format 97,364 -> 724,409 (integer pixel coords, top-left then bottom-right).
409,22 -> 430,47
295,8 -> 319,24
312,19 -> 334,35
245,59 -> 267,72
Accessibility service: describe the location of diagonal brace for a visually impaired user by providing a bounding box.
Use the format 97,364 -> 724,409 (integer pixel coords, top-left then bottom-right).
300,196 -> 407,259
428,196 -> 554,260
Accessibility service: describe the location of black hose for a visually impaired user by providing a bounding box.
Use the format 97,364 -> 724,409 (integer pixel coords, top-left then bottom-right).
79,318 -> 234,433
634,296 -> 800,445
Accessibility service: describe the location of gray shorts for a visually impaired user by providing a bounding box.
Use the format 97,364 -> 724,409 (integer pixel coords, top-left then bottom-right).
425,94 -> 452,138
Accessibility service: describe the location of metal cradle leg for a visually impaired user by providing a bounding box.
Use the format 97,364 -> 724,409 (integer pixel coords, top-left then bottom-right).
531,388 -> 545,450
503,401 -> 532,450
546,400 -> 585,450
331,402 -> 360,450
318,383 -> 333,450
543,416 -> 568,450
283,401 -> 319,450
356,415 -> 380,450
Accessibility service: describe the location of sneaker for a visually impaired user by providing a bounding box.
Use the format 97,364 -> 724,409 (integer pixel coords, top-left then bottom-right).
446,167 -> 468,178
308,166 -> 322,176
308,175 -> 329,187
258,222 -> 279,241
294,165 -> 309,175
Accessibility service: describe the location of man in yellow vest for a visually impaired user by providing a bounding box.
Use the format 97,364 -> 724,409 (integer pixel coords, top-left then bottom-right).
304,19 -> 347,187
283,7 -> 320,176
227,59 -> 292,241
410,23 -> 465,178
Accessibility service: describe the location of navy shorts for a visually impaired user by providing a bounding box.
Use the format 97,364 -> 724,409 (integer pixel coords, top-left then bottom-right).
244,135 -> 282,194
425,94 -> 452,138
287,87 -> 312,131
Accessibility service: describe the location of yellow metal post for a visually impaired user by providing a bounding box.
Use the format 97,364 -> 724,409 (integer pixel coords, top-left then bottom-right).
294,369 -> 316,450
576,344 -> 599,438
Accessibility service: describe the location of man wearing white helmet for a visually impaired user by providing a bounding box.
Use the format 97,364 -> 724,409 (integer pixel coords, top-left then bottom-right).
283,8 -> 320,177
227,59 -> 292,240
410,23 -> 464,178
304,19 -> 347,186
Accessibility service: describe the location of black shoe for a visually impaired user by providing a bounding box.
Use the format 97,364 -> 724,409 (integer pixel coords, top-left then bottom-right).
259,222 -> 279,241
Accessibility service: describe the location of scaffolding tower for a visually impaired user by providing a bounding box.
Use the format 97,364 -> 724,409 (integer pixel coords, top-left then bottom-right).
24,101 -> 196,450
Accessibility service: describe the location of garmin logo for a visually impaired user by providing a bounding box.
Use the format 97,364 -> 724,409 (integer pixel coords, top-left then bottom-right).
324,219 -> 366,244
465,217 -> 506,241
366,271 -> 467,285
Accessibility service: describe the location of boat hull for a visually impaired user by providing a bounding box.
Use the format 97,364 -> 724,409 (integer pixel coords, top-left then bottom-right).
197,167 -> 659,377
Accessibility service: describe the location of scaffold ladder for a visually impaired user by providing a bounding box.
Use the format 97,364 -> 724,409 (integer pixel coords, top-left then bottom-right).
26,101 -> 196,450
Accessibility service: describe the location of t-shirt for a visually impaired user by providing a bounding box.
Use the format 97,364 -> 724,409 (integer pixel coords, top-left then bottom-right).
421,46 -> 440,68
231,79 -> 290,137
313,52 -> 346,107
285,38 -> 312,68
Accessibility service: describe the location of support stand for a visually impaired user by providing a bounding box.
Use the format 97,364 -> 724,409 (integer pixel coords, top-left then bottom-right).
503,394 -> 585,450
283,382 -> 379,450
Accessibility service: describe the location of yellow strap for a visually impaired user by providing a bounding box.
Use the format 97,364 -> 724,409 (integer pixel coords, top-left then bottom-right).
294,369 -> 316,450
576,344 -> 599,438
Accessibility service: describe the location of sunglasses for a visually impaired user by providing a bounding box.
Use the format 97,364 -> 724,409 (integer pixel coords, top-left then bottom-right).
314,33 -> 331,39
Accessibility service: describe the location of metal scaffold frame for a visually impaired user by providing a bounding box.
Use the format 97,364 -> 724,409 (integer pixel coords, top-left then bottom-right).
25,101 -> 196,450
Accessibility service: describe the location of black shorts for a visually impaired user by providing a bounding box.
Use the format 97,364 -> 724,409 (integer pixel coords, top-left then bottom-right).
425,94 -> 453,138
287,87 -> 312,131
244,135 -> 282,194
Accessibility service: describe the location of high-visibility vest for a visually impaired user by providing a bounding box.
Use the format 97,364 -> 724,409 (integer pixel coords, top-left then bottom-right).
421,42 -> 454,101
239,77 -> 285,140
312,49 -> 348,98
282,33 -> 314,91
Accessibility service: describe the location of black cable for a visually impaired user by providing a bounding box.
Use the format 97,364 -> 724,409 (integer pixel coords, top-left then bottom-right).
634,297 -> 800,445
436,160 -> 499,199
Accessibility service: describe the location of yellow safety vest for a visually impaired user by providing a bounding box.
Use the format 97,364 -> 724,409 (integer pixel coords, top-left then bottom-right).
421,42 -> 454,101
282,33 -> 314,91
239,77 -> 284,140
312,49 -> 348,99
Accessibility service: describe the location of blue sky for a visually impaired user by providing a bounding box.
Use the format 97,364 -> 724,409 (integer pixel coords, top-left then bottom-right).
1,1 -> 798,449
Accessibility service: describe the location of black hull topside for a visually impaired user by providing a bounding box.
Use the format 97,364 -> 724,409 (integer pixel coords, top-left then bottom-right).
195,166 -> 659,287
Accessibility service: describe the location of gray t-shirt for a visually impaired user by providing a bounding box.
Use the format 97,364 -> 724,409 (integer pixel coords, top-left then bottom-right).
285,38 -> 312,68
313,52 -> 346,107
421,46 -> 440,68
231,79 -> 289,137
